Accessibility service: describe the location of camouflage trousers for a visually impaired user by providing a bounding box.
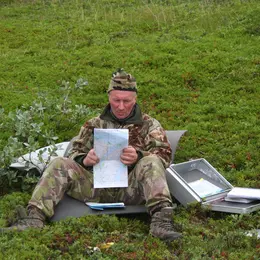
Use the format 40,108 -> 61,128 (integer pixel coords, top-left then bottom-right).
29,155 -> 173,218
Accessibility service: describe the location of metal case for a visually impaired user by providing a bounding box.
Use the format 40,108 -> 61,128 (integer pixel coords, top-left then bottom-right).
166,158 -> 260,214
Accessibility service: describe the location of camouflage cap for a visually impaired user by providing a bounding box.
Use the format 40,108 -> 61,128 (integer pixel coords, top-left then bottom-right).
107,68 -> 137,93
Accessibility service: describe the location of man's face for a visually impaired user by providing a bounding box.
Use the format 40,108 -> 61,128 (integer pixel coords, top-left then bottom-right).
109,90 -> 137,119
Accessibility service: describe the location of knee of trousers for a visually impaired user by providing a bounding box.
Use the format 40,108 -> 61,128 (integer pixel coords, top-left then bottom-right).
47,156 -> 73,166
42,157 -> 75,176
136,155 -> 165,173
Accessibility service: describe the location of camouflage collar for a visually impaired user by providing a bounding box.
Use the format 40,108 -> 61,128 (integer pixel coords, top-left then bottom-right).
100,103 -> 143,125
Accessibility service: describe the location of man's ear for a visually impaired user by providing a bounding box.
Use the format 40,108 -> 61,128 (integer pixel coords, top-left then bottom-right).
134,93 -> 137,101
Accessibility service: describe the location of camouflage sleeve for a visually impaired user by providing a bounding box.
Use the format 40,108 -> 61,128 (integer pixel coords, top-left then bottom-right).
139,117 -> 172,168
68,121 -> 95,161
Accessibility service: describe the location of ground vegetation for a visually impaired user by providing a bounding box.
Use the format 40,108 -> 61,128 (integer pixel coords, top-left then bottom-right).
0,0 -> 260,259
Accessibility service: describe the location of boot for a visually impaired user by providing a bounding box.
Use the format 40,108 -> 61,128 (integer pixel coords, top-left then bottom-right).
0,205 -> 45,232
149,207 -> 182,241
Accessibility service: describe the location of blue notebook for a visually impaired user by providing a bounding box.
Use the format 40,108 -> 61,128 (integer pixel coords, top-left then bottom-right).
86,202 -> 125,211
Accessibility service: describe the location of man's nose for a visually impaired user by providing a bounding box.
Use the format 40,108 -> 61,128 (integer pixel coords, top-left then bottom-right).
118,101 -> 124,109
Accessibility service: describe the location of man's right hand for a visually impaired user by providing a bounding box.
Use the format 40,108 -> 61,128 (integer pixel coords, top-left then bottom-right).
83,149 -> 100,166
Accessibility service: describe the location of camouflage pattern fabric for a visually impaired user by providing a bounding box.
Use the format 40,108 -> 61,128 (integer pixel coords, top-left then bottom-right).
107,68 -> 137,93
28,155 -> 172,218
29,100 -> 173,218
70,111 -> 172,169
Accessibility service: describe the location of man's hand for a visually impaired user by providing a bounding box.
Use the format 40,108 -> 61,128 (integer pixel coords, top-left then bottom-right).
83,149 -> 100,166
120,146 -> 138,166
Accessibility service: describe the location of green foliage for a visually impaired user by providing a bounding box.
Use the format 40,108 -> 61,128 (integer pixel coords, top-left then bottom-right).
0,191 -> 30,226
0,0 -> 260,258
0,78 -> 100,193
0,78 -> 100,167
0,197 -> 259,259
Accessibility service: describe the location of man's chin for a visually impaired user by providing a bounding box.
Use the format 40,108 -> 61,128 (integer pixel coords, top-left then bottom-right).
116,114 -> 126,119
114,112 -> 128,119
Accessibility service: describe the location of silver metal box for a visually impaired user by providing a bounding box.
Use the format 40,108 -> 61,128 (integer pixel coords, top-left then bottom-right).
166,158 -> 260,214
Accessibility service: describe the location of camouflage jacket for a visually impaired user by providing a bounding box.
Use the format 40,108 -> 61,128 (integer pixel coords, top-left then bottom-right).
69,104 -> 172,169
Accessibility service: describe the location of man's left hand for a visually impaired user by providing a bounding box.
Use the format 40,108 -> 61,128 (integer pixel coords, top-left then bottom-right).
120,146 -> 138,166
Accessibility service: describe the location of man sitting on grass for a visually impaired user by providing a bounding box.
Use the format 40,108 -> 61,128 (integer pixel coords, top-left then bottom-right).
2,68 -> 182,242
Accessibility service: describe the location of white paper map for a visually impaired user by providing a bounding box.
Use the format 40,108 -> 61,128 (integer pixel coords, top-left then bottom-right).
189,179 -> 223,198
93,128 -> 129,188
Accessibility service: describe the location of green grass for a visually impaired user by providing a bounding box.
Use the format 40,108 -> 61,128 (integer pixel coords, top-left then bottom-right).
0,0 -> 260,258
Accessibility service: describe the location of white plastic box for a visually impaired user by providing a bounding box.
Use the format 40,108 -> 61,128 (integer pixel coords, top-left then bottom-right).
166,158 -> 260,214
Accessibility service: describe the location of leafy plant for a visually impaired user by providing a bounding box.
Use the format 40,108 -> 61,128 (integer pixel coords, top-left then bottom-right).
0,78 -> 100,193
